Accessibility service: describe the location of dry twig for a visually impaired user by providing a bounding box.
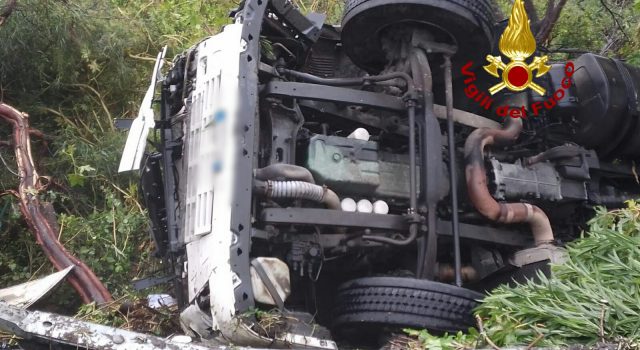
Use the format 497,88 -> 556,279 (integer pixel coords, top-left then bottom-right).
0,0 -> 16,26
476,315 -> 501,350
526,333 -> 545,350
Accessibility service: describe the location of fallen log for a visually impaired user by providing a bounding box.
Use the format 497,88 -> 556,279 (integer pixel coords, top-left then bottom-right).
0,103 -> 112,304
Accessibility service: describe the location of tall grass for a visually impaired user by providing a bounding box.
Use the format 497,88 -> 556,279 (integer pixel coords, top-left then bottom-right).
477,202 -> 640,347
295,0 -> 344,24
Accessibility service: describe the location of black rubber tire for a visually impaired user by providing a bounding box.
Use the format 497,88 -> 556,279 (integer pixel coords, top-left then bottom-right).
341,0 -> 496,74
332,277 -> 483,335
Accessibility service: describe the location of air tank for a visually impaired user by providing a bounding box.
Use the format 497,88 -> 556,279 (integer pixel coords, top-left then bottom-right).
568,53 -> 640,158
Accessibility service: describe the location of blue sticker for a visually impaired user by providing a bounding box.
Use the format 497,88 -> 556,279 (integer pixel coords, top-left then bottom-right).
213,161 -> 223,173
214,110 -> 226,123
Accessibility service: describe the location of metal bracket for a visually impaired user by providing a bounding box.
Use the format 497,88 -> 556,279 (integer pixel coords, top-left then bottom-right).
263,82 -> 406,112
269,0 -> 325,43
260,208 -> 532,247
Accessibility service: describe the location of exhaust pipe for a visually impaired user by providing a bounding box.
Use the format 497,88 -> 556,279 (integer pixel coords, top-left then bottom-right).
254,165 -> 341,210
464,118 -> 554,246
254,180 -> 341,210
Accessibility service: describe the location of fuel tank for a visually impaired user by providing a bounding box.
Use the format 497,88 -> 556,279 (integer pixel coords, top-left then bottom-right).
567,53 -> 640,158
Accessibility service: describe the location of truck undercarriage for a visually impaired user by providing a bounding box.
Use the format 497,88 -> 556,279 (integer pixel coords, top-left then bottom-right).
124,0 -> 640,348
127,0 -> 640,348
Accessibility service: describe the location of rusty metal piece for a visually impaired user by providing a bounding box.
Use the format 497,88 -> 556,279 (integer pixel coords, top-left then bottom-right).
436,264 -> 478,283
464,117 -> 554,246
0,103 -> 113,304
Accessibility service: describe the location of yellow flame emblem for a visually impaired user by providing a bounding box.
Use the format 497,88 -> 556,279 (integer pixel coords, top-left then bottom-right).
484,0 -> 551,95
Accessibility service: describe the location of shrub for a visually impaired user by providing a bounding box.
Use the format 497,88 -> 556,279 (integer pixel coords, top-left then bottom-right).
477,202 -> 640,347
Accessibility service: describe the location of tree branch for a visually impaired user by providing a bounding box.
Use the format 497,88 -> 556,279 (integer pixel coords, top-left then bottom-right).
600,0 -> 631,43
0,103 -> 112,305
540,47 -> 591,54
0,190 -> 18,199
0,0 -> 16,27
535,0 -> 569,44
524,0 -> 540,23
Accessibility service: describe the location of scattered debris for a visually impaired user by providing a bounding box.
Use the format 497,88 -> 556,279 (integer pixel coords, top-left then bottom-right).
147,294 -> 177,309
77,296 -> 181,336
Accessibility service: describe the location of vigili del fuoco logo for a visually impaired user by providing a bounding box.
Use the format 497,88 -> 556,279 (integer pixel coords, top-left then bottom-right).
461,0 -> 575,119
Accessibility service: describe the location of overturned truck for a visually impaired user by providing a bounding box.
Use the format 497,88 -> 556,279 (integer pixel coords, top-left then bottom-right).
119,0 -> 640,348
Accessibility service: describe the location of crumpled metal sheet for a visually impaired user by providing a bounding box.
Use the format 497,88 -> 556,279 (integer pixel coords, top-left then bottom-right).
0,266 -> 73,308
0,302 -> 262,350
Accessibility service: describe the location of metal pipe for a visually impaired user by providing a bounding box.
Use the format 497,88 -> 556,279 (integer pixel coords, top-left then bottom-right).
437,264 -> 478,283
254,165 -> 341,210
255,164 -> 316,184
254,180 -> 341,211
444,56 -> 462,287
525,144 -> 583,166
278,68 -> 415,93
408,105 -> 418,214
362,228 -> 418,246
411,49 -> 442,280
464,118 -> 555,246
320,188 -> 342,211
363,104 -> 419,246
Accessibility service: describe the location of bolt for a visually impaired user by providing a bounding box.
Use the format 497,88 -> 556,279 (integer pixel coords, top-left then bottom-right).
332,153 -> 342,162
113,335 -> 125,344
308,247 -> 320,257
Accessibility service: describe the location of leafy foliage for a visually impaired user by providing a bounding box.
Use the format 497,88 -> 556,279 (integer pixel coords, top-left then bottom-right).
477,202 -> 640,347
0,198 -> 44,285
293,0 -> 343,24
402,329 -> 480,350
495,0 -> 640,63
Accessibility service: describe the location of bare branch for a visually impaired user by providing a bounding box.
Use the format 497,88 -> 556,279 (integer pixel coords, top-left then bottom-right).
476,315 -> 501,350
535,0 -> 569,44
540,47 -> 591,54
0,189 -> 18,199
600,0 -> 631,43
541,0 -> 556,24
0,0 -> 16,27
524,0 -> 540,23
0,103 -> 113,305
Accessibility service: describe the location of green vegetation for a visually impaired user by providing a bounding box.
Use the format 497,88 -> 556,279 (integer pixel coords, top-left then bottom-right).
477,203 -> 640,347
293,0 -> 343,23
495,0 -> 640,64
403,202 -> 640,349
0,0 -> 242,308
400,330 -> 480,350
